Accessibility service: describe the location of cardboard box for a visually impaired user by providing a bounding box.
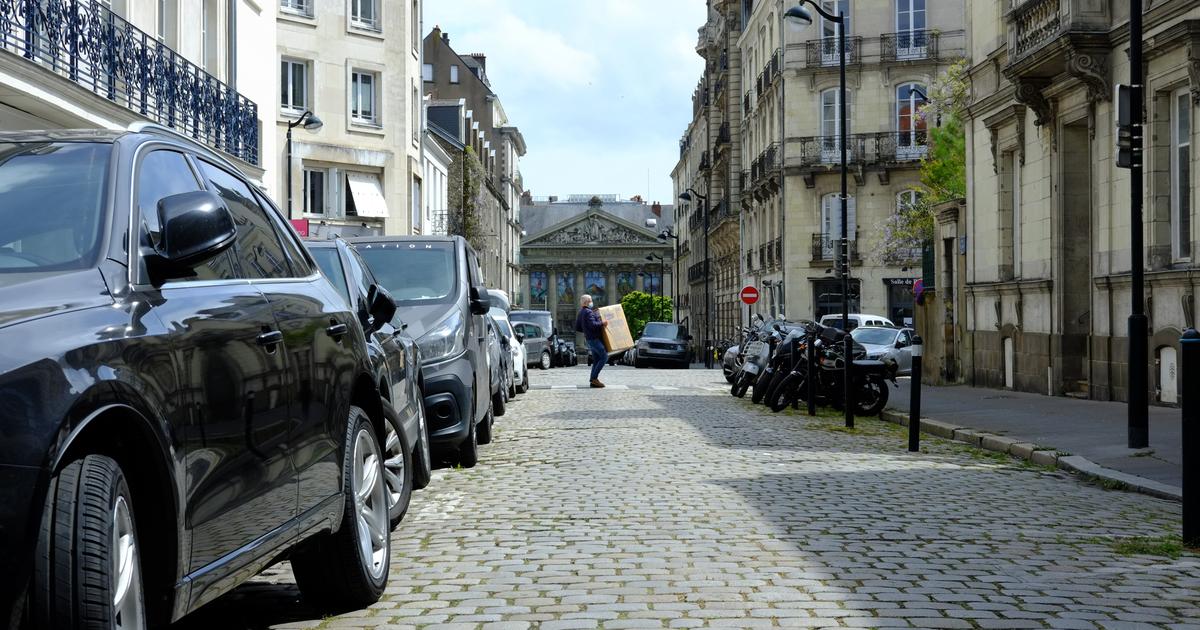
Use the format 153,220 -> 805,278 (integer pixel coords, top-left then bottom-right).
597,304 -> 634,354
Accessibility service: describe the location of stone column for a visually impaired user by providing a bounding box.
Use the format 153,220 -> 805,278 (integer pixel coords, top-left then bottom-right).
635,268 -> 645,292
548,266 -> 558,315
522,269 -> 532,309
607,264 -> 618,306
574,265 -> 585,305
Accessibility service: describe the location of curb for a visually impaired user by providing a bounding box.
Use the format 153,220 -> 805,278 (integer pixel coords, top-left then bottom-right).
879,410 -> 1183,502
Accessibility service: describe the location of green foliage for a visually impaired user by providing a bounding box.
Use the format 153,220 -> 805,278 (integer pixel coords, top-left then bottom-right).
447,145 -> 487,251
620,291 -> 673,339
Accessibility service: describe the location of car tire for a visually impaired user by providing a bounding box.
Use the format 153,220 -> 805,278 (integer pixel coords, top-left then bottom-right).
477,404 -> 495,444
31,454 -> 147,630
517,370 -> 529,394
540,351 -> 552,370
292,405 -> 389,610
492,387 -> 507,418
412,395 -> 432,491
380,402 -> 414,529
458,407 -> 480,468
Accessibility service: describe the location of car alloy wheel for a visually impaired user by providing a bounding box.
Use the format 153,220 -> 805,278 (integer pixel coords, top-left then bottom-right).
352,427 -> 389,580
540,351 -> 552,370
111,494 -> 145,630
382,419 -> 407,514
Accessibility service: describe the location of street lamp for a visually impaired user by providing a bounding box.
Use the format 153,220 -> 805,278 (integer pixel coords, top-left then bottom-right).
679,188 -> 712,368
659,228 -> 680,324
787,1 -> 854,428
286,110 -> 324,220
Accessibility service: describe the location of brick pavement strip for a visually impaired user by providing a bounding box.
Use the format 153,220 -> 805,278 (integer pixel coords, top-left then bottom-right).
174,366 -> 1198,629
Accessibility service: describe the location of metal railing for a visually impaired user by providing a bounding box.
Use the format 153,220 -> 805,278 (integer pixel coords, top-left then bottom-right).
880,30 -> 939,62
717,122 -> 731,145
811,233 -> 860,262
805,36 -> 862,67
688,208 -> 705,232
699,150 -> 710,171
738,170 -> 748,192
773,238 -> 782,266
0,0 -> 260,164
744,91 -> 752,116
876,130 -> 930,162
688,260 -> 709,283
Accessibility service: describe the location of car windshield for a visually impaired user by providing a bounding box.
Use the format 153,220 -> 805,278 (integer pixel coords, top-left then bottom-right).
851,328 -> 897,345
356,242 -> 456,304
511,312 -> 553,335
308,246 -> 352,307
642,323 -> 681,339
0,142 -> 110,272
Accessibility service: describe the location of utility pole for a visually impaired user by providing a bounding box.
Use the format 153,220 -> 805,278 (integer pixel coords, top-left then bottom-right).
1125,0 -> 1148,448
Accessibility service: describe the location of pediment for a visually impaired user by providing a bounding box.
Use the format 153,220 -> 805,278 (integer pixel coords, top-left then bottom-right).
525,212 -> 661,247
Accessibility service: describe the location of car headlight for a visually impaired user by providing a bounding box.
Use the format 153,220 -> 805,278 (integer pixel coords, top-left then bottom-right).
418,310 -> 466,362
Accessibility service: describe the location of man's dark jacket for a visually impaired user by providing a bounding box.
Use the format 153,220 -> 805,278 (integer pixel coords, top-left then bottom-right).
575,306 -> 604,341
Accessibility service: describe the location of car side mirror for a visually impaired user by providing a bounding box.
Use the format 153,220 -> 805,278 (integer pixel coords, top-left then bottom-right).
366,284 -> 397,333
469,286 -> 491,315
155,191 -> 236,267
516,333 -> 525,342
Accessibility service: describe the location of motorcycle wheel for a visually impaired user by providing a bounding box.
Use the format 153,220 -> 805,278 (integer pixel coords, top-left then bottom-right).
731,372 -> 752,398
751,367 -> 774,404
854,376 -> 889,417
762,367 -> 790,408
769,372 -> 803,412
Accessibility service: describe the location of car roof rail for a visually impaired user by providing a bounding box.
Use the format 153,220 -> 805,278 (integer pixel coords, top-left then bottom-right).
125,122 -> 244,174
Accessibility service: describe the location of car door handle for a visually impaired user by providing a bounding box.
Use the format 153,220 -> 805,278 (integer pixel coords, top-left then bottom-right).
326,323 -> 349,339
257,330 -> 283,347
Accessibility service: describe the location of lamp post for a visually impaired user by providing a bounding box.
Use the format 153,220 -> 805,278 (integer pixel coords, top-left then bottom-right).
680,188 -> 711,367
286,110 -> 324,220
787,2 -> 854,428
659,228 -> 680,324
646,253 -> 665,303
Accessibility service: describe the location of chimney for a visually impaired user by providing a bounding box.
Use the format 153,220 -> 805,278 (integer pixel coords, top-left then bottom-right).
651,202 -> 662,217
521,191 -> 533,206
470,53 -> 487,71
442,32 -> 449,45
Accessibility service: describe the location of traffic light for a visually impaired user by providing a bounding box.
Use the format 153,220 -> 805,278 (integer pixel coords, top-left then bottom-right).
1116,84 -> 1141,169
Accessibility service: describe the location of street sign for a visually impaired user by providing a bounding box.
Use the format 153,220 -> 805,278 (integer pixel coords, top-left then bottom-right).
740,286 -> 760,305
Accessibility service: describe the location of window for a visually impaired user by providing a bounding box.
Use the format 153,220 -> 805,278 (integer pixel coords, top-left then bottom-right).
280,59 -> 308,113
202,0 -> 219,74
196,161 -> 292,279
136,150 -> 237,281
820,88 -> 851,162
818,0 -> 849,66
412,177 -> 422,232
157,0 -> 177,47
412,85 -> 420,143
896,83 -> 928,159
350,0 -> 380,31
310,247 -> 352,307
253,188 -> 312,276
450,65 -> 459,84
303,168 -> 326,214
422,63 -> 433,82
280,0 -> 312,17
895,0 -> 927,59
820,192 -> 856,244
351,71 -> 379,126
897,189 -> 922,213
1172,88 -> 1192,260
411,0 -> 420,50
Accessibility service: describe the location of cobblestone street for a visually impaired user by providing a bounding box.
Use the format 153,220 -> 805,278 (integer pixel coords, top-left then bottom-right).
177,366 -> 1200,630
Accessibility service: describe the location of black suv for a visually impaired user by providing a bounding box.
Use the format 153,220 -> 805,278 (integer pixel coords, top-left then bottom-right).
0,127 -> 393,628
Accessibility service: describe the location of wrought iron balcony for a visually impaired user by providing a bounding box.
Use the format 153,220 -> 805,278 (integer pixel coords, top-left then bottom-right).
795,135 -> 868,167
755,48 -> 781,100
1,0 -> 260,164
1004,0 -> 1112,109
743,91 -> 752,117
773,238 -> 782,266
688,208 -> 705,232
805,36 -> 862,68
699,150 -> 710,171
688,260 -> 709,283
875,130 -> 929,162
717,122 -> 731,145
880,30 -> 939,62
738,169 -> 748,192
811,233 -> 860,262
708,199 -> 736,232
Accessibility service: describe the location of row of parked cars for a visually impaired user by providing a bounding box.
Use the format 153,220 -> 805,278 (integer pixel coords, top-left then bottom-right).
0,126 -> 532,629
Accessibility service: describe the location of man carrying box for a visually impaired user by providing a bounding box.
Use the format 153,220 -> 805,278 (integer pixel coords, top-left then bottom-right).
575,294 -> 609,388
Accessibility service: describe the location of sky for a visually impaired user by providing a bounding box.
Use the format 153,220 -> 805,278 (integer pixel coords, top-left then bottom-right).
429,0 -> 707,205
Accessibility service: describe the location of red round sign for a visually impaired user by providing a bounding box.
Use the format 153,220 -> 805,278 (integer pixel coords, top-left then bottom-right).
740,286 -> 760,305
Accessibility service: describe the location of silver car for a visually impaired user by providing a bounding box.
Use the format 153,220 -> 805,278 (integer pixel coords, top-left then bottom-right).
851,326 -> 916,375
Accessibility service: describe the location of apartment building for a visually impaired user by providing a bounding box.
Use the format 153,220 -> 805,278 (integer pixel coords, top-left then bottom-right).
277,0 -> 423,237
959,0 -> 1200,403
1,0 -> 275,186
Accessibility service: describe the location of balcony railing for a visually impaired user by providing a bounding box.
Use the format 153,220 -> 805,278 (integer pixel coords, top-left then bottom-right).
688,260 -> 709,283
880,30 -> 939,62
773,238 -> 782,267
738,170 -> 748,192
811,233 -> 860,262
756,48 -> 781,100
795,132 -> 929,167
709,199 -> 735,230
797,135 -> 865,167
699,151 -> 710,171
744,91 -> 752,117
805,36 -> 862,67
1,0 -> 260,164
717,122 -> 731,145
876,130 -> 929,162
688,208 -> 705,232
1009,0 -> 1064,63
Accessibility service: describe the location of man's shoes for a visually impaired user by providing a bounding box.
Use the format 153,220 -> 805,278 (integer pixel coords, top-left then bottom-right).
590,379 -> 605,388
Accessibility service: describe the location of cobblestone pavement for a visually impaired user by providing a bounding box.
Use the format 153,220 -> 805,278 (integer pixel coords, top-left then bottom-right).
175,366 -> 1200,630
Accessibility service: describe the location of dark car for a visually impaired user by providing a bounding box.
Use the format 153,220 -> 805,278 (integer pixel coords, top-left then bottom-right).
511,309 -> 563,366
349,236 -> 495,467
514,321 -> 552,369
632,322 -> 693,369
0,126 -> 393,628
305,237 -> 433,526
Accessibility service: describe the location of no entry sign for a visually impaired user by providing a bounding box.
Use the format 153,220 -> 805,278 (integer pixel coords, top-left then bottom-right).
740,286 -> 760,305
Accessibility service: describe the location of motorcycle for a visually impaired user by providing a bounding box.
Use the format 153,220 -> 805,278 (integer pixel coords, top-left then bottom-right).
768,323 -> 898,416
730,317 -> 774,398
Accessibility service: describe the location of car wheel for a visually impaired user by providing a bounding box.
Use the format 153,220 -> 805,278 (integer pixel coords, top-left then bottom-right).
31,454 -> 146,630
492,387 -> 507,418
292,406 -> 389,609
412,394 -> 432,491
381,402 -> 414,529
540,351 -> 552,370
517,369 -> 530,394
458,406 -> 480,468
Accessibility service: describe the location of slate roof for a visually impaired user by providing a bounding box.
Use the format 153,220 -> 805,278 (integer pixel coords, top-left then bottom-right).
521,200 -> 675,240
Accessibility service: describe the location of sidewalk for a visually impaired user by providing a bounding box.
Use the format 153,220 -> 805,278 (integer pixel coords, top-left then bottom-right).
885,383 -> 1182,497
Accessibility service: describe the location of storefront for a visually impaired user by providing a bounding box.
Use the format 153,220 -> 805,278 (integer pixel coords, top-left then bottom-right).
884,277 -> 916,327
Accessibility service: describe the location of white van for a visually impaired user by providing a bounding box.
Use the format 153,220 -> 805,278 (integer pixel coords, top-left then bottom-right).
819,313 -> 895,332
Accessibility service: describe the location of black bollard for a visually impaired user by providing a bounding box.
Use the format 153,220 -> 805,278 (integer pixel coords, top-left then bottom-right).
1182,329 -> 1199,546
807,328 -> 817,416
908,335 -> 923,453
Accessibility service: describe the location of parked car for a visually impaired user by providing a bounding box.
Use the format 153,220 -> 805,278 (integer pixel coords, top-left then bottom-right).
484,314 -> 509,417
0,126 -> 393,628
305,237 -> 433,525
851,326 -> 916,376
515,321 -> 553,369
511,309 -> 563,366
818,313 -> 895,332
630,322 -> 693,369
350,236 -> 495,467
490,307 -> 529,396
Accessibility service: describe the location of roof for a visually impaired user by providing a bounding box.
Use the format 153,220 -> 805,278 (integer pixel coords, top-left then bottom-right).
0,129 -> 126,143
519,199 -> 675,238
346,235 -> 460,245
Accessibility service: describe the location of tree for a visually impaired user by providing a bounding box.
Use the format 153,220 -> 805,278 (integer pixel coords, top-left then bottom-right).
620,291 -> 673,339
446,145 -> 487,251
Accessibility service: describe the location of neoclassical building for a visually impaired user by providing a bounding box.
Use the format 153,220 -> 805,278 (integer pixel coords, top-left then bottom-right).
519,196 -> 675,341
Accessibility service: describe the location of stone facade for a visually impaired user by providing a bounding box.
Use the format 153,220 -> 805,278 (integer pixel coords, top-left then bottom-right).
962,0 -> 1200,404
